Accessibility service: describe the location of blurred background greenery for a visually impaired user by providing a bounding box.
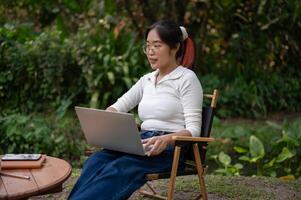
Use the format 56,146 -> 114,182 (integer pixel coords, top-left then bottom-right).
0,0 -> 300,178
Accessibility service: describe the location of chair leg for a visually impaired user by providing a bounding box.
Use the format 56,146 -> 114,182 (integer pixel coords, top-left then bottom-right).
146,182 -> 157,194
167,146 -> 181,200
139,182 -> 167,200
198,176 -> 207,200
193,144 -> 208,200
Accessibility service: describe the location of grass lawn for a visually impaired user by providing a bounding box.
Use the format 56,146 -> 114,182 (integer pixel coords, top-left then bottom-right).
30,168 -> 301,200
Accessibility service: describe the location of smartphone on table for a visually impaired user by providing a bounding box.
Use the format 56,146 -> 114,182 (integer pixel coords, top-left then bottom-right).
1,154 -> 42,161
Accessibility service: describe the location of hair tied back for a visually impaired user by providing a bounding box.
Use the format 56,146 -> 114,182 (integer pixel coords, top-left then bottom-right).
179,26 -> 188,41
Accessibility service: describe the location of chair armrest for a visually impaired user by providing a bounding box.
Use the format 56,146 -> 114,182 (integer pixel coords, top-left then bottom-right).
172,136 -> 215,142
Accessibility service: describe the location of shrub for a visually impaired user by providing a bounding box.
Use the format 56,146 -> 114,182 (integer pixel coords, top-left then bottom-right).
69,26 -> 148,108
0,112 -> 87,167
0,24 -> 84,114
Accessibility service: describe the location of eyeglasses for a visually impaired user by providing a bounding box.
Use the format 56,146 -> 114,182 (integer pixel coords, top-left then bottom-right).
142,43 -> 163,54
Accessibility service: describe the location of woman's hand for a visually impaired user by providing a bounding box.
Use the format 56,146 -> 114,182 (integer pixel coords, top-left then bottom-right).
141,130 -> 192,157
142,135 -> 172,156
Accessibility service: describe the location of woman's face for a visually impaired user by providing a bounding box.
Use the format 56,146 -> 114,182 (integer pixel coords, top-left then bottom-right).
145,29 -> 178,70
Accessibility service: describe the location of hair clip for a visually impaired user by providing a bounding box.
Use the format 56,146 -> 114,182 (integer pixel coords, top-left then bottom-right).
180,26 -> 188,41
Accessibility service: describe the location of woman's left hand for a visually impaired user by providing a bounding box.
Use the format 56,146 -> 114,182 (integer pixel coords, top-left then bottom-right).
142,135 -> 171,156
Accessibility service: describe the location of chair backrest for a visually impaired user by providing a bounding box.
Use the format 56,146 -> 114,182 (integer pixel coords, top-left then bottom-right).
187,89 -> 219,165
200,106 -> 215,138
199,106 -> 215,164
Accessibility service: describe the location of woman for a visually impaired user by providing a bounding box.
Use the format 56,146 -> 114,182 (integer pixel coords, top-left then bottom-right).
68,19 -> 203,200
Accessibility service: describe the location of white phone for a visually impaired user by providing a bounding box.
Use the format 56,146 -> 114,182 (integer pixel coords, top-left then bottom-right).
1,154 -> 42,161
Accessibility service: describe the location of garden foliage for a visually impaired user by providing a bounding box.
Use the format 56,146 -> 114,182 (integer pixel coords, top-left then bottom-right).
211,118 -> 301,178
0,0 -> 300,170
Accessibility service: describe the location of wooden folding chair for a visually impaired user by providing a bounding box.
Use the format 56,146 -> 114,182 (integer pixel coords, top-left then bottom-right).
139,89 -> 219,200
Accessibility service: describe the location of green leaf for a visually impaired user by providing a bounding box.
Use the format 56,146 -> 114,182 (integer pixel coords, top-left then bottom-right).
210,155 -> 218,160
90,90 -> 100,108
276,147 -> 295,163
234,163 -> 244,170
107,72 -> 115,84
218,151 -> 231,166
234,146 -> 248,153
239,155 -> 251,162
264,158 -> 276,168
250,157 -> 261,163
250,135 -> 265,159
55,135 -> 64,143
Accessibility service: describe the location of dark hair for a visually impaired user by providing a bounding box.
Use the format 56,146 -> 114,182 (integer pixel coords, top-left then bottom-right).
145,20 -> 196,69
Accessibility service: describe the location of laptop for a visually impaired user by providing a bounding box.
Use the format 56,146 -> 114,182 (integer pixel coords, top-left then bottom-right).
75,106 -> 151,156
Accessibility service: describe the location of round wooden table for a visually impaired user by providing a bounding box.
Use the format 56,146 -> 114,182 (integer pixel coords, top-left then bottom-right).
0,156 -> 72,200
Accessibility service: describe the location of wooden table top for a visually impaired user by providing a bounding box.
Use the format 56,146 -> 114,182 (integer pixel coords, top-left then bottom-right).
0,156 -> 72,200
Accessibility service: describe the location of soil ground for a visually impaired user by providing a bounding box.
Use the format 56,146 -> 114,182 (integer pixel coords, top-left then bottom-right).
29,169 -> 301,200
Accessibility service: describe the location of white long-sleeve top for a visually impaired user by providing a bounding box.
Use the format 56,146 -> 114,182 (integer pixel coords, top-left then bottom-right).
110,66 -> 203,137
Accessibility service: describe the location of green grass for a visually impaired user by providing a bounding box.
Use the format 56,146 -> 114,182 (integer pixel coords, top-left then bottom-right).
29,169 -> 301,200
206,175 -> 273,199
141,174 -> 301,200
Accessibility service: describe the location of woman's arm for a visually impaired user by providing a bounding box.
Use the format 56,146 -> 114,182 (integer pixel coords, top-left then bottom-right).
179,72 -> 203,137
109,76 -> 144,112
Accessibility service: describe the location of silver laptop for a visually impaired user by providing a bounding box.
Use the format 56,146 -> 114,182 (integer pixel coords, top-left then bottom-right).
75,106 -> 149,156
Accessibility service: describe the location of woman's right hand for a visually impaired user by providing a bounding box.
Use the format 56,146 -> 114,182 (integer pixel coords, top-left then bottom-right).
142,134 -> 171,156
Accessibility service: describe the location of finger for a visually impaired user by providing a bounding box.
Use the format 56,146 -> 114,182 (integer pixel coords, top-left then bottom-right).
148,140 -> 163,156
145,136 -> 156,146
146,145 -> 155,157
143,143 -> 153,152
141,138 -> 149,144
152,140 -> 168,156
